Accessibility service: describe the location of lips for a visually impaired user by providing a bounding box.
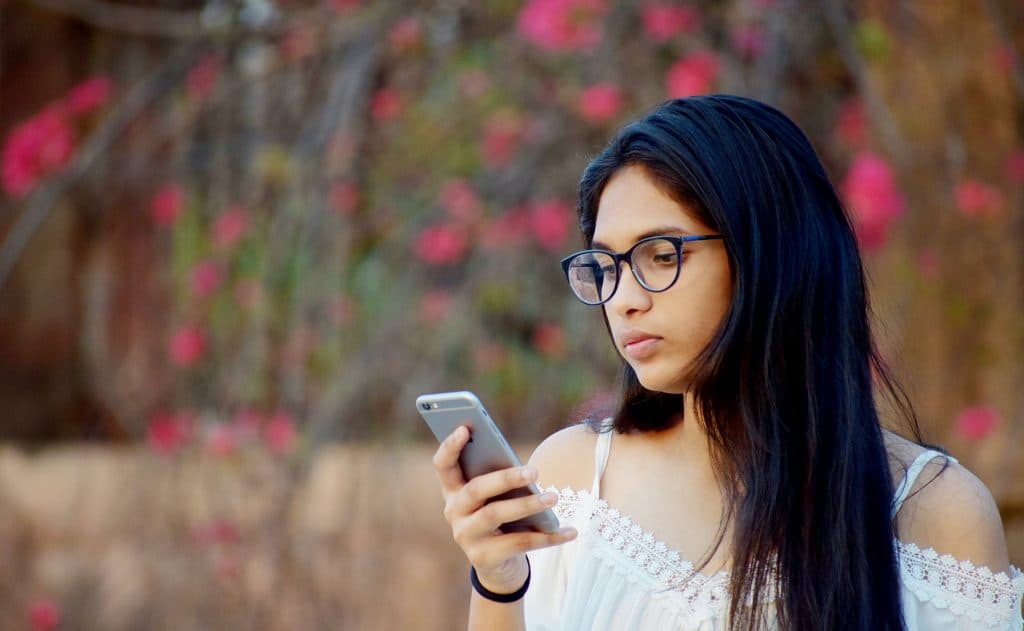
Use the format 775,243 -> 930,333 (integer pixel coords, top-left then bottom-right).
620,330 -> 663,360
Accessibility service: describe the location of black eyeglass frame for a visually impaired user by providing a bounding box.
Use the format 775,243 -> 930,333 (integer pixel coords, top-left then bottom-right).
560,234 -> 724,305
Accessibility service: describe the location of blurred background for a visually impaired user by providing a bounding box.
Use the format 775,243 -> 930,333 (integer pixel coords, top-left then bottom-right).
0,0 -> 1021,628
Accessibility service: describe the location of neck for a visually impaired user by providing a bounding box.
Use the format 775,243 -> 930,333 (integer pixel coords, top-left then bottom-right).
640,391 -> 717,482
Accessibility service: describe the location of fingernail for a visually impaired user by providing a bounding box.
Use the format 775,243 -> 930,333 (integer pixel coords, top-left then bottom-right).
540,492 -> 557,506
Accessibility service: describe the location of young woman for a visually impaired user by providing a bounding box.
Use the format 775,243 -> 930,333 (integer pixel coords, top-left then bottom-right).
432,95 -> 1024,630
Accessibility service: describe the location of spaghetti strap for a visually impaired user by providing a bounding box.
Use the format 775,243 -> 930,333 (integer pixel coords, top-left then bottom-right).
891,449 -> 958,518
590,429 -> 613,498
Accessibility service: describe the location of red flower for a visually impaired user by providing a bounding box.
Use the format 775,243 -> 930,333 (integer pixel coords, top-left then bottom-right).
955,406 -> 999,441
955,179 -> 1003,218
439,179 -> 482,222
533,322 -> 567,358
147,411 -> 193,454
481,109 -> 526,168
211,205 -> 249,249
370,88 -> 403,122
151,183 -> 186,226
640,4 -> 701,42
731,24 -> 766,59
190,261 -> 224,297
578,83 -> 623,124
263,411 -> 297,455
841,152 -> 905,251
28,599 -> 61,631
388,17 -> 423,52
530,200 -> 573,251
328,181 -> 360,215
186,54 -> 223,101
834,97 -> 867,148
666,51 -> 720,98
480,206 -> 531,250
1,107 -> 75,197
517,0 -> 608,52
168,326 -> 206,367
1006,150 -> 1024,183
205,423 -> 238,457
194,518 -> 241,545
65,75 -> 114,115
414,224 -> 467,265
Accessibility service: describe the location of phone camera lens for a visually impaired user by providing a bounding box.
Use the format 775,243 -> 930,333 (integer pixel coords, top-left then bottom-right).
421,403 -> 431,410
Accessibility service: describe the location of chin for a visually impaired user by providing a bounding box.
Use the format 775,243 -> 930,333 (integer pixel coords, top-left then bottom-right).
631,364 -> 688,395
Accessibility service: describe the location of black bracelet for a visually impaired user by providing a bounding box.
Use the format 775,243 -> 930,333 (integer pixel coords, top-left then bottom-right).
469,557 -> 531,603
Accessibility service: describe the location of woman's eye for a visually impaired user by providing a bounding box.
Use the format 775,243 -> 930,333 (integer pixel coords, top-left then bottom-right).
652,252 -> 678,265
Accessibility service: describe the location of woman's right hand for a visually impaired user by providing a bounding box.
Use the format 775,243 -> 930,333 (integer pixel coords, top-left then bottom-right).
432,425 -> 578,593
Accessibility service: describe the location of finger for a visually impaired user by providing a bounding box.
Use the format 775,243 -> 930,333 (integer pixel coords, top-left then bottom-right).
432,425 -> 470,493
469,528 -> 578,569
451,465 -> 538,517
462,491 -> 560,539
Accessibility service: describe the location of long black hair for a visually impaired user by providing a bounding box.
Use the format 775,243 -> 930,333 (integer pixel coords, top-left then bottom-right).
576,95 -> 924,630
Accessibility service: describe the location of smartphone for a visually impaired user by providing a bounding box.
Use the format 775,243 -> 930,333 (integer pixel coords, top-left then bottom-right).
417,391 -> 560,534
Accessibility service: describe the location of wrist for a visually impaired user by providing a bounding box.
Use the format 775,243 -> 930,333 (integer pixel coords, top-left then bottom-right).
471,556 -> 530,603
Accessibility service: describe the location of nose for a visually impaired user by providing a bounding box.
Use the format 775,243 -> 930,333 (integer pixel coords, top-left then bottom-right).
605,262 -> 652,317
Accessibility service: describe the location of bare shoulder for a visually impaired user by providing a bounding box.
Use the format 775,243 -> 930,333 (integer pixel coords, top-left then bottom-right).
887,432 -> 1012,573
526,422 -> 600,492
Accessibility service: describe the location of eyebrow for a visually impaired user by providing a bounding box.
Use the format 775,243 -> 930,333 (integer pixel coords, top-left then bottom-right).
591,226 -> 694,251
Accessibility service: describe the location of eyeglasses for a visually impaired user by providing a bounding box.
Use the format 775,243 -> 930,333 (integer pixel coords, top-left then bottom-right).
560,234 -> 724,305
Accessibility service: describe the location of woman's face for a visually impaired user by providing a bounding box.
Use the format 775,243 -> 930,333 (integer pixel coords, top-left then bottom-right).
593,165 -> 733,394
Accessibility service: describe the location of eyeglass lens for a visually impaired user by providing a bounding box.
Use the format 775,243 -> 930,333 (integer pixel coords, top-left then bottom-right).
566,238 -> 681,304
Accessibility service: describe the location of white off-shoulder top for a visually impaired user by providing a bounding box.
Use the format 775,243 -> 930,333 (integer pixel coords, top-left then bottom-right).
524,429 -> 1024,630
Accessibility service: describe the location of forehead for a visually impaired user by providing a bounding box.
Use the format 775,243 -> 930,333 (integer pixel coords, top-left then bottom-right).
593,166 -> 705,248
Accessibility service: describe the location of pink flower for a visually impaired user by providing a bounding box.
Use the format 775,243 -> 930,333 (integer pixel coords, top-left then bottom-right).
147,411 -> 193,454
388,17 -> 423,52
666,51 -> 720,98
151,183 -> 186,226
28,599 -> 61,631
231,409 -> 263,441
517,0 -> 608,52
2,107 -> 75,197
186,54 -> 223,101
533,322 -> 567,358
480,109 -> 526,168
578,83 -> 623,124
834,97 -> 867,148
419,289 -> 454,322
414,224 -> 467,265
955,179 -> 1003,218
190,261 -> 224,297
328,181 -> 360,215
530,200 -> 573,251
279,25 -> 317,61
65,75 -> 114,115
193,518 -> 241,545
955,406 -> 1000,441
841,152 -> 905,251
168,326 -> 205,367
371,88 -> 403,122
1006,151 -> 1024,183
641,4 -> 701,42
263,411 -> 297,455
439,179 -> 482,222
211,205 -> 249,249
731,24 -> 766,59
480,206 -> 531,250
205,423 -> 238,457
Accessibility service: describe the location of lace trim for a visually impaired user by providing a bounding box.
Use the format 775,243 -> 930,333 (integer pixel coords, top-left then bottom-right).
547,486 -> 1024,625
897,541 -> 1024,627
